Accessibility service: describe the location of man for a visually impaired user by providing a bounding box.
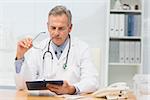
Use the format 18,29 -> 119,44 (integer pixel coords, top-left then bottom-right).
15,5 -> 99,95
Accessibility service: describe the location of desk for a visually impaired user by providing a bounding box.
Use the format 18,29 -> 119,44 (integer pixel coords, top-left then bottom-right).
0,89 -> 136,100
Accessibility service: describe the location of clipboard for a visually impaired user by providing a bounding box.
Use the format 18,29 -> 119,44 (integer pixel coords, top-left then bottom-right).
26,80 -> 63,90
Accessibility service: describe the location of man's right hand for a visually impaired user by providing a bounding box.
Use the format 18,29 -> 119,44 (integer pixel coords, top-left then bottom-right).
16,37 -> 33,60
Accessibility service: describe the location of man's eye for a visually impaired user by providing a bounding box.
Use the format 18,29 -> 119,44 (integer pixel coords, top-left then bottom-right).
51,27 -> 56,30
59,27 -> 65,31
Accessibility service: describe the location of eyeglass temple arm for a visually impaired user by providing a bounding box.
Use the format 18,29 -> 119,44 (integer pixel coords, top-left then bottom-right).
32,32 -> 46,41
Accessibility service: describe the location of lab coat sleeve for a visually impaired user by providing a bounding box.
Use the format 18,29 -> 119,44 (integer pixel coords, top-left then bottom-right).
73,45 -> 99,93
15,48 -> 39,90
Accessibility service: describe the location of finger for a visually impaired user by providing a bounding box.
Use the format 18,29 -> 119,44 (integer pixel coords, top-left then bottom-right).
20,39 -> 27,47
27,38 -> 33,47
25,38 -> 31,47
22,38 -> 31,48
63,80 -> 69,87
48,87 -> 58,92
46,86 -> 60,94
46,84 -> 60,89
18,40 -> 27,48
18,41 -> 24,47
50,88 -> 62,95
27,37 -> 33,43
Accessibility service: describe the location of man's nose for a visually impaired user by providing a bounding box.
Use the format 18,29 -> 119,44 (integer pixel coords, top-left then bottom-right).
53,29 -> 60,37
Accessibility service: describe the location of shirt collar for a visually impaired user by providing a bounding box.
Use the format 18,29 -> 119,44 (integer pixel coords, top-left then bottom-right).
51,37 -> 69,52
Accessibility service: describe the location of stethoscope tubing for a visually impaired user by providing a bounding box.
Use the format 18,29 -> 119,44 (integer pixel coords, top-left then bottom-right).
42,34 -> 71,71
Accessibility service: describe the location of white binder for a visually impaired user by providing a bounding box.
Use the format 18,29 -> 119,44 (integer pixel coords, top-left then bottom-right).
119,14 -> 125,37
119,41 -> 125,63
114,14 -> 119,36
135,41 -> 141,63
124,41 -> 130,63
129,41 -> 135,63
109,14 -> 115,37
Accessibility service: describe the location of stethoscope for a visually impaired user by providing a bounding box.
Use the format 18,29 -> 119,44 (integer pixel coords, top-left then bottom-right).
42,34 -> 71,70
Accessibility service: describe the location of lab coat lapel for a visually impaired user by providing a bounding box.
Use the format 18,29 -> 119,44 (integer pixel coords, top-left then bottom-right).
58,36 -> 74,64
49,42 -> 59,62
58,40 -> 69,62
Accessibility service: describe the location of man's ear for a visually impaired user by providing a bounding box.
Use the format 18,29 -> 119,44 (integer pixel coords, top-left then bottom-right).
69,24 -> 73,32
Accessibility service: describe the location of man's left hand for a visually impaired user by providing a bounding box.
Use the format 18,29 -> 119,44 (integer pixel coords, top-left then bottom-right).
46,80 -> 76,95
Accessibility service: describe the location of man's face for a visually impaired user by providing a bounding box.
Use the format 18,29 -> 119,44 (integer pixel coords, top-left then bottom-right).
47,14 -> 72,46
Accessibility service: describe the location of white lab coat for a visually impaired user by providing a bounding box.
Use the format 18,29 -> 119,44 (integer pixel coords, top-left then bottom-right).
15,36 -> 99,93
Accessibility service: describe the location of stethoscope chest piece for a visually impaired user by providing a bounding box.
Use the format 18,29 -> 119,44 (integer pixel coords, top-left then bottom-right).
63,64 -> 67,70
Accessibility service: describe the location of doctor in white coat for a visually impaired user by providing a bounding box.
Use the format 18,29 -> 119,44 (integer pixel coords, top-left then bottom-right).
15,5 -> 99,95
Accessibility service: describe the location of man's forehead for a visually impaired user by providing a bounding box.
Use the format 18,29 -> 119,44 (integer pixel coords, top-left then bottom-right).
48,14 -> 69,25
49,14 -> 68,18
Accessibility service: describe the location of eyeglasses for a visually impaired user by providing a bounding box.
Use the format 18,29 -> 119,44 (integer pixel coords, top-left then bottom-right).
32,32 -> 50,50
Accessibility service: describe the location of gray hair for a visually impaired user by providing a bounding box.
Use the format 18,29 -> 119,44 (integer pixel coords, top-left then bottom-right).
48,5 -> 72,25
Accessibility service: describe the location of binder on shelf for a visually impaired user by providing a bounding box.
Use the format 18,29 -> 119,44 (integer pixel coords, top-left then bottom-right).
119,41 -> 125,63
109,14 -> 115,37
134,41 -> 141,63
109,41 -> 119,63
124,41 -> 130,63
129,41 -> 135,63
114,14 -> 120,36
119,14 -> 125,37
124,14 -> 141,37
109,41 -> 114,63
127,14 -> 134,36
133,15 -> 141,36
124,14 -> 128,36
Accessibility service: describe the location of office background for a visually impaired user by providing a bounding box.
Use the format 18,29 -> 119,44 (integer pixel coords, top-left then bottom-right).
0,0 -> 149,87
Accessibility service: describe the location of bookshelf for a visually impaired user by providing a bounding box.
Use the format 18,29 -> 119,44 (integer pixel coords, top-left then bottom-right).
108,0 -> 143,87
